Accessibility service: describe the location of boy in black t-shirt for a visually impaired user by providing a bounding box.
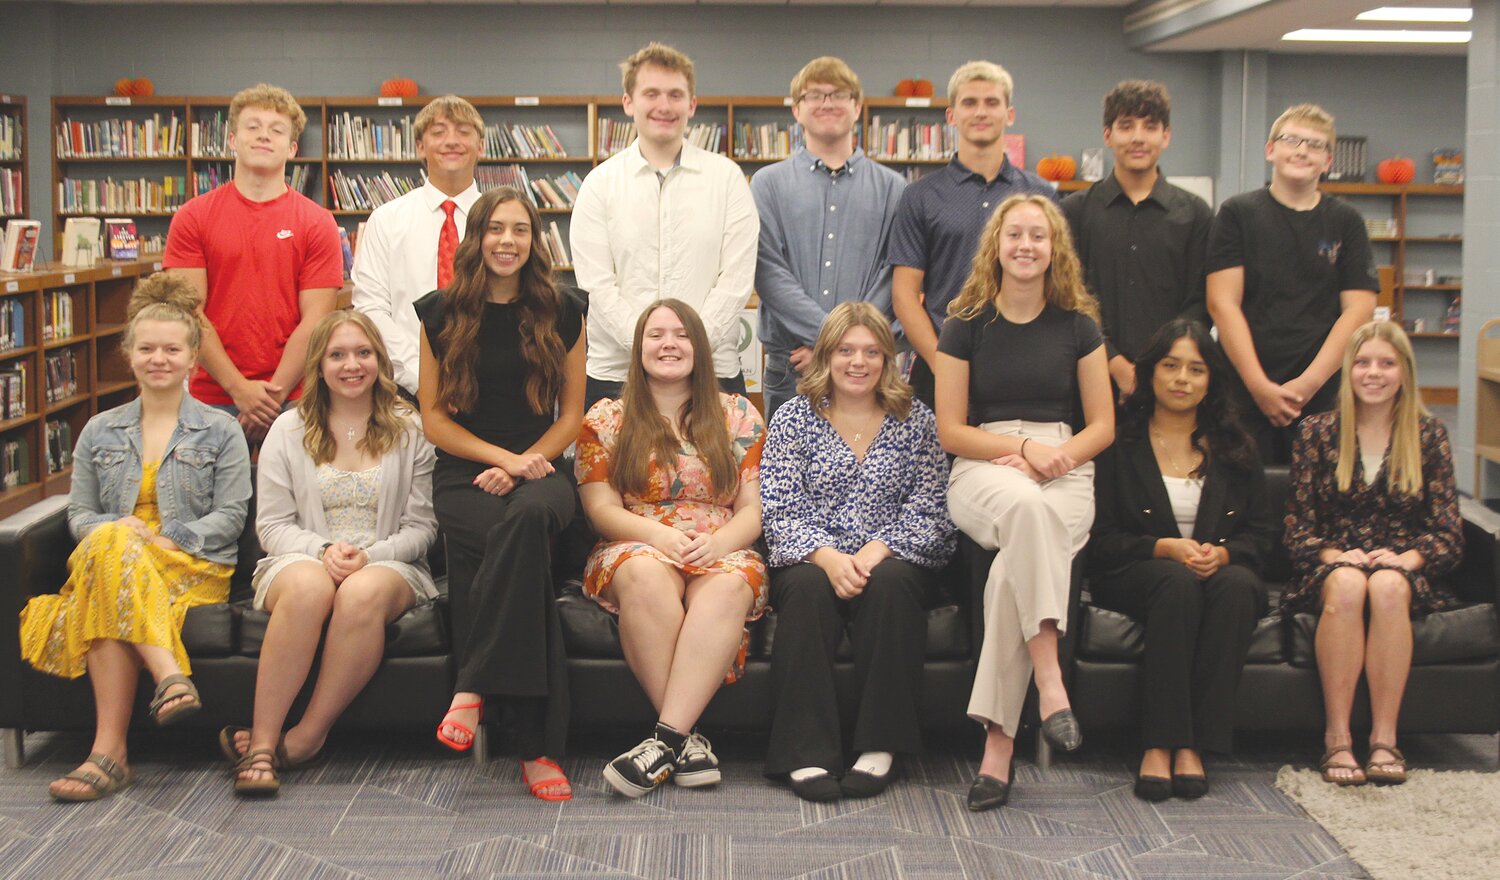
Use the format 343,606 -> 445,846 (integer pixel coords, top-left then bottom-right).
1206,103 -> 1377,463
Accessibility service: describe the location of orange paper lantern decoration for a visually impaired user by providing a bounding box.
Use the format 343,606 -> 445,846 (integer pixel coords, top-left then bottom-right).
130,77 -> 155,97
1377,156 -> 1416,185
1036,154 -> 1077,182
114,78 -> 134,97
895,79 -> 916,97
912,78 -> 934,98
380,77 -> 419,98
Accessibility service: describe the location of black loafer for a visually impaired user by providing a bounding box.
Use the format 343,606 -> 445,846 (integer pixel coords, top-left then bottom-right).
789,771 -> 843,803
1039,708 -> 1083,752
1133,773 -> 1172,802
966,774 -> 1011,812
840,765 -> 895,799
1171,773 -> 1208,799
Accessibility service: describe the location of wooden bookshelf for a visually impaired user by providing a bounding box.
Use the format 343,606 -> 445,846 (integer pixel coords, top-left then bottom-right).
0,255 -> 160,516
1477,317 -> 1500,496
0,94 -> 25,223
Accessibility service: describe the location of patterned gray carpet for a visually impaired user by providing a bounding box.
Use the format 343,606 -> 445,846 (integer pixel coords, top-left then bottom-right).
4,728 -> 1490,879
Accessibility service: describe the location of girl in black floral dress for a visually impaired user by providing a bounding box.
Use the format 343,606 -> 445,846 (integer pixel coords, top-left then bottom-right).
1283,321 -> 1461,787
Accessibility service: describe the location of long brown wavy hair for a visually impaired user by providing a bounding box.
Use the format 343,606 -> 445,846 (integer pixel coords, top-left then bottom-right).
798,301 -> 912,421
436,187 -> 567,415
1335,321 -> 1427,496
297,310 -> 414,465
612,300 -> 739,500
947,194 -> 1100,323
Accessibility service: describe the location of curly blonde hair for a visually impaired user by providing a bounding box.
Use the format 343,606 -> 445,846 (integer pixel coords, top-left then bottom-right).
229,83 -> 307,141
947,195 -> 1099,323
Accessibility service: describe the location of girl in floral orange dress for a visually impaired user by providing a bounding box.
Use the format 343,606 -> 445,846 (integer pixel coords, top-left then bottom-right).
577,299 -> 766,799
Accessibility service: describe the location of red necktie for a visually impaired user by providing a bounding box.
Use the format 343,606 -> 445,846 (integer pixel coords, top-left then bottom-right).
437,199 -> 458,290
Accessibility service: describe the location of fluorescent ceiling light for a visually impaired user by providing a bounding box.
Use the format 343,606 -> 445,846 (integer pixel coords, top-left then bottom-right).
1283,28 -> 1472,42
1357,7 -> 1473,23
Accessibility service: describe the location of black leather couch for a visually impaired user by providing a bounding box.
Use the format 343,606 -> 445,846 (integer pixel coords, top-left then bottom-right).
1067,467 -> 1500,749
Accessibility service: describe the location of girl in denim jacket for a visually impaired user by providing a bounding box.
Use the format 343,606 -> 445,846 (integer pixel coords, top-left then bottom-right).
20,273 -> 251,801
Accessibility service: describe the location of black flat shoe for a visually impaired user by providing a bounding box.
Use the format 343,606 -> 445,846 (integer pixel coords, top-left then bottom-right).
789,771 -> 843,803
840,765 -> 895,799
967,774 -> 1011,811
1171,773 -> 1208,799
1133,773 -> 1172,802
1040,708 -> 1083,752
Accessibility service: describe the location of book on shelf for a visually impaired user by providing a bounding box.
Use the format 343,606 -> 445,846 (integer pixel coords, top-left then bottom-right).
733,122 -> 799,160
61,217 -> 102,267
867,116 -> 953,161
58,176 -> 188,214
0,297 -> 25,352
483,123 -> 568,159
0,363 -> 26,421
328,170 -> 421,211
45,418 -> 73,475
338,227 -> 353,278
686,123 -> 727,155
105,218 -> 139,260
140,232 -> 166,255
1,220 -> 40,272
328,112 -> 415,160
43,290 -> 74,341
541,220 -> 570,268
55,113 -> 184,159
190,110 -> 231,158
0,113 -> 20,161
475,164 -> 534,198
0,168 -> 21,216
596,119 -> 636,158
531,170 -> 584,209
2,437 -> 31,489
44,349 -> 77,404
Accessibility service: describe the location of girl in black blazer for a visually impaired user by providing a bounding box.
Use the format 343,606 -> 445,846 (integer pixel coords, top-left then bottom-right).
1090,319 -> 1273,801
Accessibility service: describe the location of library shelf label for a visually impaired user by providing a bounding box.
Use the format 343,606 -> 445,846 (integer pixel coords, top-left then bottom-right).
783,97 -> 794,107
377,97 -> 402,107
1,96 -> 10,103
4,282 -> 16,293
111,267 -> 121,276
905,98 -> 932,108
153,262 -> 161,270
105,97 -> 131,106
63,274 -> 74,284
515,97 -> 540,106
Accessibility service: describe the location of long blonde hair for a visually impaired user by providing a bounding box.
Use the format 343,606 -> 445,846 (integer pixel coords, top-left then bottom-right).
798,302 -> 911,420
612,300 -> 739,500
946,194 -> 1099,323
1335,321 -> 1426,496
297,310 -> 413,465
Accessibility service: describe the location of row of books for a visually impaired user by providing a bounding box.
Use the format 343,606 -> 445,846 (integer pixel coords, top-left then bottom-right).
55,114 -> 186,159
1,438 -> 31,489
866,117 -> 957,161
596,119 -> 636,158
189,111 -> 233,158
0,298 -> 25,352
0,364 -> 26,420
483,123 -> 569,159
0,114 -> 19,161
686,123 -> 728,155
1,168 -> 21,215
537,221 -> 570,269
1,220 -> 39,272
57,176 -> 189,214
188,162 -> 316,197
59,217 -> 142,265
328,170 -> 421,211
45,418 -> 73,476
530,170 -> 584,209
328,113 -> 415,160
43,290 -> 75,341
732,122 -> 803,160
44,349 -> 78,404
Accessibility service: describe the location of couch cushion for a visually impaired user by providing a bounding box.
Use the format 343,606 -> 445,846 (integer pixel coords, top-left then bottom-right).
557,581 -> 622,658
237,598 -> 450,658
1075,605 -> 1285,665
1288,602 -> 1500,668
181,603 -> 236,657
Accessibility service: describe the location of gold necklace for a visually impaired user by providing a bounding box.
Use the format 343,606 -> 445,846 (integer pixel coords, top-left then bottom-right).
833,407 -> 881,443
1150,425 -> 1200,477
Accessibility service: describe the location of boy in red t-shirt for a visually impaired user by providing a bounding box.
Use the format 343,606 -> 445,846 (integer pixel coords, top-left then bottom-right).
164,83 -> 342,439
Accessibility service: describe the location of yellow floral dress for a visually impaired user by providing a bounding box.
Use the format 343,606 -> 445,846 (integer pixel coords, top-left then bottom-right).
19,461 -> 233,678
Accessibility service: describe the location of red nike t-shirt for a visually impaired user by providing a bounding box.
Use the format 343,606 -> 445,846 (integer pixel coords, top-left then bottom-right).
163,183 -> 343,405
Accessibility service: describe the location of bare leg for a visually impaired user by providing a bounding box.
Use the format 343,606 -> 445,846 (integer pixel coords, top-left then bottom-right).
1315,567 -> 1369,783
1173,748 -> 1204,777
604,558 -> 687,713
1027,621 -> 1071,719
286,566 -> 412,759
657,573 -> 754,733
1364,568 -> 1413,770
979,723 -> 1014,782
1139,748 -> 1170,780
49,639 -> 140,798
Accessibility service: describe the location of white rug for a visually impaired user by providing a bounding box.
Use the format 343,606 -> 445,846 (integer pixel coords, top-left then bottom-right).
1276,765 -> 1500,879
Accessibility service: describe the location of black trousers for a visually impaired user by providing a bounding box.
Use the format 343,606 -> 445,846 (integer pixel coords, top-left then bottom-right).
433,458 -> 575,758
1240,372 -> 1339,465
585,372 -> 748,411
1089,559 -> 1267,754
764,559 -> 932,775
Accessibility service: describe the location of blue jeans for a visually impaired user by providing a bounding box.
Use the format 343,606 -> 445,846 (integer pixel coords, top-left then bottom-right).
762,350 -> 800,424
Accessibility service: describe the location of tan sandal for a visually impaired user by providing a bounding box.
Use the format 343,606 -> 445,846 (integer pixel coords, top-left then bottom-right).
233,747 -> 281,796
1365,742 -> 1407,786
1320,743 -> 1366,786
149,673 -> 201,726
219,725 -> 325,771
50,751 -> 133,802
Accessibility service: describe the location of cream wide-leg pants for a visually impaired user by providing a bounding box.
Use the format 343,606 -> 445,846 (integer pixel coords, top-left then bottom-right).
948,420 -> 1095,738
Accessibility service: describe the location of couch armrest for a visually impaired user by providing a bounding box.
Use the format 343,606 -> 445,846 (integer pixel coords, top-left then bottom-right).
1456,497 -> 1500,606
0,496 -> 73,727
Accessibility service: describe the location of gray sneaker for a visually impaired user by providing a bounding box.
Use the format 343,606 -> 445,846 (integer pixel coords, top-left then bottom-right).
673,729 -> 721,787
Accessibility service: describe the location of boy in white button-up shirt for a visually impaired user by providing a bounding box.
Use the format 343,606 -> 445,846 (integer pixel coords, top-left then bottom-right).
351,96 -> 484,398
571,42 -> 759,406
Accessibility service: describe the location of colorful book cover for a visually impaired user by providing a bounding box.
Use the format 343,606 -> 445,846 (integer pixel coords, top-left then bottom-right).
105,218 -> 139,260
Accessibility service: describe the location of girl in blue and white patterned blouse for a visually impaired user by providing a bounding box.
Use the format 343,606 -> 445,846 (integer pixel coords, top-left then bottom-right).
760,302 -> 956,803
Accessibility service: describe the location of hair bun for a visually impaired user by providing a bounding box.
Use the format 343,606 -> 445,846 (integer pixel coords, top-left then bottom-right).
127,272 -> 200,322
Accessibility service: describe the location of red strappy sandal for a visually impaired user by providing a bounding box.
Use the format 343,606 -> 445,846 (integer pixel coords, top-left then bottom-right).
523,756 -> 573,802
436,700 -> 483,752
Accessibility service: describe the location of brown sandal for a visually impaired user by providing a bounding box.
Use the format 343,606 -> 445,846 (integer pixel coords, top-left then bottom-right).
219,726 -> 326,771
1365,742 -> 1407,786
1320,743 -> 1366,786
233,747 -> 281,796
149,673 -> 201,726
50,752 -> 133,802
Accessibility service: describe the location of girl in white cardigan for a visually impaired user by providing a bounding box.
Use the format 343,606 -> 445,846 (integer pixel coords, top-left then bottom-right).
224,310 -> 438,795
